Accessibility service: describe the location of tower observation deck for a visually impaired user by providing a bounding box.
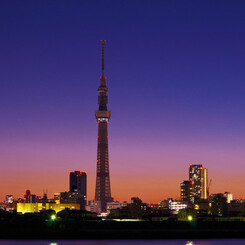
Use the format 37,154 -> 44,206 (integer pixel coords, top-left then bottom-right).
95,40 -> 112,212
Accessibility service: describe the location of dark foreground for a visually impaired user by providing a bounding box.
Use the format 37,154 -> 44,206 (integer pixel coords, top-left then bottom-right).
1,219 -> 245,239
1,240 -> 245,245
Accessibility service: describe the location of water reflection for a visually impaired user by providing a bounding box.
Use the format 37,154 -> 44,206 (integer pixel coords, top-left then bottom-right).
1,239 -> 245,245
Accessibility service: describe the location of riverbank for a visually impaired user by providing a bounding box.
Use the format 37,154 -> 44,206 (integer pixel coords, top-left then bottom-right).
1,220 -> 245,239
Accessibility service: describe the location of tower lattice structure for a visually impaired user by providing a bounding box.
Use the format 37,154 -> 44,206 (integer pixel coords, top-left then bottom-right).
95,40 -> 112,212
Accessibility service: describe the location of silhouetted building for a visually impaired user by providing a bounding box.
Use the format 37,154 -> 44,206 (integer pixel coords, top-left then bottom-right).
178,208 -> 197,221
54,193 -> 60,204
95,40 -> 113,212
60,191 -> 86,210
195,199 -> 210,214
106,201 -> 127,213
24,190 -> 38,203
131,197 -> 142,204
210,193 -> 227,216
189,164 -> 208,202
68,171 -> 87,209
41,193 -> 48,204
181,180 -> 194,203
69,171 -> 87,196
86,200 -> 101,214
109,198 -> 171,220
109,199 -> 149,219
228,202 -> 245,217
158,199 -> 169,209
57,209 -> 98,221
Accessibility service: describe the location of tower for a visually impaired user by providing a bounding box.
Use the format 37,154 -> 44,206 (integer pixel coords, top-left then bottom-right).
189,164 -> 208,202
95,40 -> 112,212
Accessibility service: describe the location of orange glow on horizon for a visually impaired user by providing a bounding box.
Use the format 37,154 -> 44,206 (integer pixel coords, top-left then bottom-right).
2,169 -> 244,204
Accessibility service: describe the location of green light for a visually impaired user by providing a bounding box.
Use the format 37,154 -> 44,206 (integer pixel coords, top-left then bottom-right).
187,215 -> 193,221
51,215 -> 56,221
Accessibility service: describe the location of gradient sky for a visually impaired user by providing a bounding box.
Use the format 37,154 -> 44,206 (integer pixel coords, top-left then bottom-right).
1,0 -> 245,203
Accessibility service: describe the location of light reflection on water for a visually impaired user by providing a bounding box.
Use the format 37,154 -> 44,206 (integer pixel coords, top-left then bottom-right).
0,240 -> 245,245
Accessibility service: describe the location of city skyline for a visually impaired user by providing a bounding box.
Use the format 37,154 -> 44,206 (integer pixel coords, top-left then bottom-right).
1,1 -> 245,203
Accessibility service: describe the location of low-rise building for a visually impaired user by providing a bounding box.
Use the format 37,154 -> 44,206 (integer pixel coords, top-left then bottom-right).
178,208 -> 197,221
210,193 -> 228,216
159,198 -> 188,214
14,202 -> 80,214
60,191 -> 86,210
224,192 -> 233,203
86,200 -> 101,214
106,201 -> 127,213
228,202 -> 245,217
195,199 -> 211,214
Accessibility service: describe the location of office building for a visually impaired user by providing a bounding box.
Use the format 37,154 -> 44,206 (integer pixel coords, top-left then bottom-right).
60,191 -> 86,210
210,193 -> 228,216
68,171 -> 87,209
189,164 -> 208,202
180,180 -> 194,203
69,171 -> 87,196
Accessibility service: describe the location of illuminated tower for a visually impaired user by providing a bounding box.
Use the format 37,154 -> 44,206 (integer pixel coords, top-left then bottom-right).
95,40 -> 112,212
189,164 -> 208,202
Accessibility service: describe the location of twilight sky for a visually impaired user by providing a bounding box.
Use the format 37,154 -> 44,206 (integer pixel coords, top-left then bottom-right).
1,0 -> 245,203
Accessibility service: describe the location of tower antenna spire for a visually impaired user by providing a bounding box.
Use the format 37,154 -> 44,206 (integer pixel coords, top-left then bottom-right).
101,40 -> 106,77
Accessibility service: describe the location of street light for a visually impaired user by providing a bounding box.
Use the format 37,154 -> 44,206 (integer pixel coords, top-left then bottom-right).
51,215 -> 56,221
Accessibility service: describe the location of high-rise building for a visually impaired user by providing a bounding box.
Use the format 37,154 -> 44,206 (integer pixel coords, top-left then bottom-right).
95,40 -> 113,212
69,171 -> 87,196
68,171 -> 87,209
180,180 -> 194,203
189,164 -> 208,202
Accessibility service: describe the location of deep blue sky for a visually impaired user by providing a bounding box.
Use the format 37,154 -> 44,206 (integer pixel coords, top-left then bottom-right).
0,1 -> 245,202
